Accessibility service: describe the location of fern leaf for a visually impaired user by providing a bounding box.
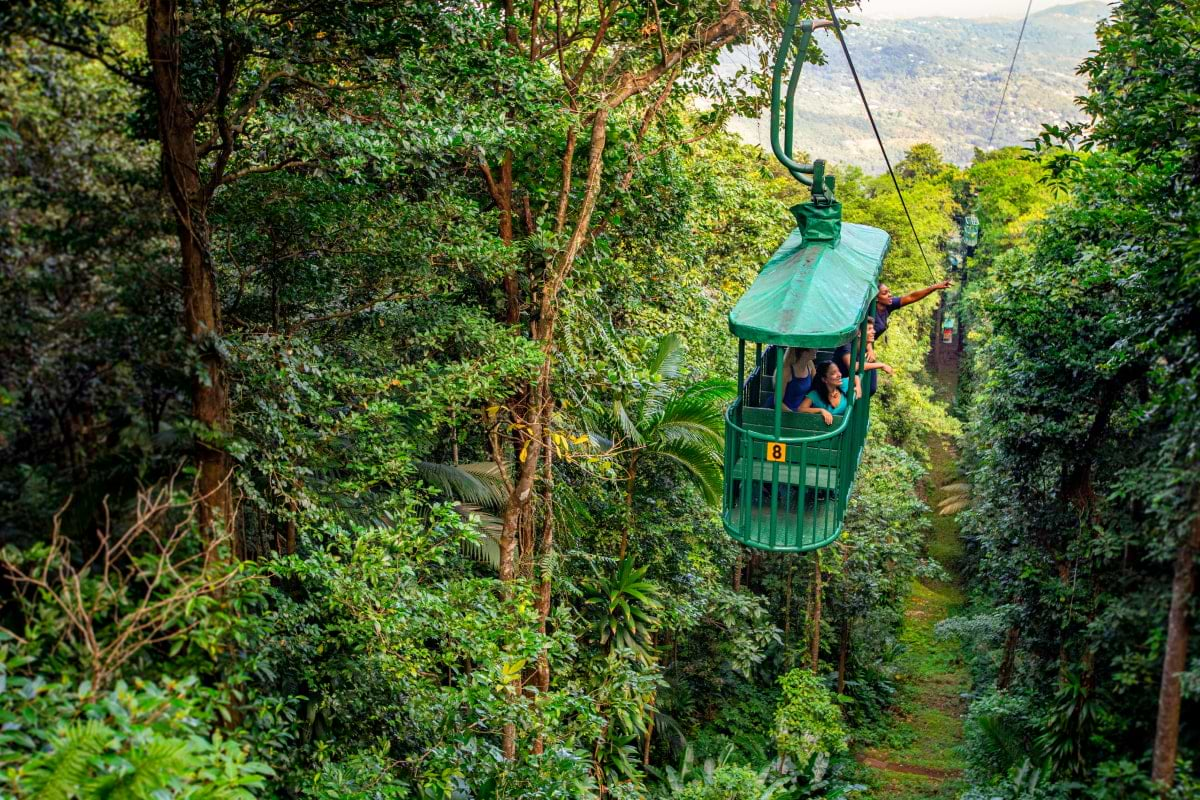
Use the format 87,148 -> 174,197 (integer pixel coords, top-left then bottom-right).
28,720 -> 112,800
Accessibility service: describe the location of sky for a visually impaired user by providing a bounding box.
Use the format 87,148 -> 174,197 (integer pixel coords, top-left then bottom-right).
856,0 -> 1083,19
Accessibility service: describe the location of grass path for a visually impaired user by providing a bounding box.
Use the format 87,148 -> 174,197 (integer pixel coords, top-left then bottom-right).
857,432 -> 970,799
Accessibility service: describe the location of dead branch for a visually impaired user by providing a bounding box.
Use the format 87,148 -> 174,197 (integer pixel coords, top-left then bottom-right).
0,476 -> 248,691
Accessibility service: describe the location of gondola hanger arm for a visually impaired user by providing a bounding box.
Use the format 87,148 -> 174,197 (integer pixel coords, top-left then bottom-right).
770,3 -> 837,203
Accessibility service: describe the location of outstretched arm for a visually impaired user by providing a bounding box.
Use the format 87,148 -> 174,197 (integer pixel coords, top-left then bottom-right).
899,280 -> 952,307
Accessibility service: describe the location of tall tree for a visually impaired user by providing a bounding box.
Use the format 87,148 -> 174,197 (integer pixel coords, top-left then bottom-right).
2,0 -> 447,541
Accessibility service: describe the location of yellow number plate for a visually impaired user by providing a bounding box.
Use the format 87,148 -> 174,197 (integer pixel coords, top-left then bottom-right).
766,443 -> 787,463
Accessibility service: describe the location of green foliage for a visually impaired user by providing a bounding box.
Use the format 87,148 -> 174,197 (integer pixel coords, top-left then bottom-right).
952,0 -> 1200,793
583,333 -> 734,510
773,670 -> 848,768
960,689 -> 1040,778
584,558 -> 663,662
252,506 -> 603,794
4,675 -> 270,800
0,0 -> 997,793
836,150 -> 961,457
675,765 -> 785,800
961,758 -> 1200,800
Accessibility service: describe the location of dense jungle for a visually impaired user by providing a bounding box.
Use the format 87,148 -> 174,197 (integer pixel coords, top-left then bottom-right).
0,0 -> 1197,798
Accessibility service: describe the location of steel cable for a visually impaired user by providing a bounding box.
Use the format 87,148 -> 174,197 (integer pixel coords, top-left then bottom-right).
822,0 -> 938,281
988,0 -> 1035,150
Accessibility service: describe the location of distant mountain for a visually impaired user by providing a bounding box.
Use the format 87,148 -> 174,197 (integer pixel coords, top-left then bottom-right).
722,1 -> 1108,172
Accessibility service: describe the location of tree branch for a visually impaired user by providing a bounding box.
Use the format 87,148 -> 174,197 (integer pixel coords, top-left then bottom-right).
605,0 -> 749,109
567,3 -> 616,94
478,153 -> 505,208
554,124 -> 578,235
32,34 -> 152,88
220,158 -> 315,185
284,289 -> 413,334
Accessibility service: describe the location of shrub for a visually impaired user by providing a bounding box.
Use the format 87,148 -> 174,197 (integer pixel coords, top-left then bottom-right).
3,671 -> 270,799
676,765 -> 771,800
962,688 -> 1040,777
773,670 -> 848,768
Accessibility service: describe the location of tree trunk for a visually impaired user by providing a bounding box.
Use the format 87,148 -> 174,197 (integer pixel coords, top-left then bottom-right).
532,429 -> 555,756
498,375 -> 546,587
747,550 -> 760,589
518,500 -> 535,579
620,455 -> 638,559
837,617 -> 850,695
642,713 -> 655,767
146,0 -> 234,545
783,559 -> 794,647
1151,516 -> 1200,787
810,550 -> 822,672
997,623 -> 1020,690
641,630 -> 657,768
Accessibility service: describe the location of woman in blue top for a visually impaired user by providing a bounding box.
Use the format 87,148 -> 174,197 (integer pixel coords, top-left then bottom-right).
780,347 -> 817,411
798,361 -> 857,425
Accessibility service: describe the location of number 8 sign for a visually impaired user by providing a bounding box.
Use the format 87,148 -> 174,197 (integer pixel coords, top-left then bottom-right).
766,442 -> 787,463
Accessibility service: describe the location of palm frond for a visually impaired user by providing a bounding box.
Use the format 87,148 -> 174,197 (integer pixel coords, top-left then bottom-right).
416,461 -> 509,509
654,422 -> 725,451
646,333 -> 685,380
611,399 -> 644,447
653,439 -> 724,505
26,720 -> 111,800
88,737 -> 190,798
937,480 -> 972,516
938,498 -> 971,516
587,431 -> 615,451
648,380 -> 734,449
552,479 -> 595,545
655,397 -> 728,434
457,503 -> 503,569
673,377 -> 738,405
639,334 -> 688,421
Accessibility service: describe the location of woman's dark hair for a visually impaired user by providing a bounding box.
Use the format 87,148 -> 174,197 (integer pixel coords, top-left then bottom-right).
813,361 -> 840,407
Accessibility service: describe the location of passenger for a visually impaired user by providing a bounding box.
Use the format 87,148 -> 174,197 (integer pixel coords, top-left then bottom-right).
798,361 -> 850,426
760,346 -> 816,410
875,279 -> 952,338
833,319 -> 893,396
781,347 -> 817,411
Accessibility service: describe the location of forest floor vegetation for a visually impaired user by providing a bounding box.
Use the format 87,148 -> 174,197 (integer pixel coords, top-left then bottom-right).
858,430 -> 968,799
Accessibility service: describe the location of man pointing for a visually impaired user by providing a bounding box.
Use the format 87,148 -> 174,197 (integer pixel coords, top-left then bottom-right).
874,279 -> 952,338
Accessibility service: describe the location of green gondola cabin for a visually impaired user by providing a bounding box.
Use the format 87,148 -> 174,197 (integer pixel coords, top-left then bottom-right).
963,213 -> 980,253
721,7 -> 891,553
942,315 -> 957,344
722,201 -> 888,553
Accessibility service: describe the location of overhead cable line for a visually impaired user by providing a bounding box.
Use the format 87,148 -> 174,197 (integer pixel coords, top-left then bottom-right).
822,0 -> 937,281
987,0 -> 1035,149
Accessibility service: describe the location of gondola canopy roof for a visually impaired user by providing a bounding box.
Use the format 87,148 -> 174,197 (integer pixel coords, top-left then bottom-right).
728,221 -> 891,348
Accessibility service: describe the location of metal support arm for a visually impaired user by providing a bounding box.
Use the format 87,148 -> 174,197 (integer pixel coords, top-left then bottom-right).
769,0 -> 834,200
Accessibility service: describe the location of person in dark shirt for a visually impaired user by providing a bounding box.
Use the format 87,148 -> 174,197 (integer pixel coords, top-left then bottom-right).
874,279 -> 952,338
833,319 -> 892,396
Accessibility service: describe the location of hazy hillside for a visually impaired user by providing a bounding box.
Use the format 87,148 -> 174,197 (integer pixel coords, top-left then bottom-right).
723,1 -> 1107,171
